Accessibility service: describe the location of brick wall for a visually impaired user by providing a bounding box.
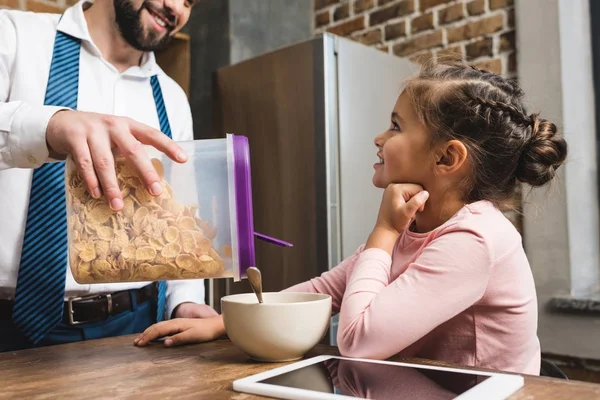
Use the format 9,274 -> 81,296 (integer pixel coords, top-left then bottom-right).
315,0 -> 521,229
314,0 -> 516,77
0,0 -> 70,12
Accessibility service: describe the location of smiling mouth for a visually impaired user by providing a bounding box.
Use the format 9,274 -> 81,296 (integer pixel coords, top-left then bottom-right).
377,154 -> 384,164
145,4 -> 175,29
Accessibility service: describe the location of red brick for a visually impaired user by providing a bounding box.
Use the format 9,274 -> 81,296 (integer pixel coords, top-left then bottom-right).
466,37 -> 493,59
327,16 -> 366,36
353,28 -> 382,45
467,0 -> 486,15
508,52 -> 517,73
507,8 -> 515,27
353,0 -> 374,13
393,30 -> 443,56
473,58 -> 502,74
437,45 -> 464,62
490,0 -> 513,10
447,14 -> 504,43
315,10 -> 331,27
438,3 -> 464,25
315,0 -> 339,10
385,20 -> 407,40
411,12 -> 434,34
409,51 -> 434,64
369,0 -> 415,26
420,0 -> 453,11
0,0 -> 20,8
499,31 -> 515,52
333,3 -> 350,21
24,0 -> 63,13
378,0 -> 396,5
377,44 -> 390,53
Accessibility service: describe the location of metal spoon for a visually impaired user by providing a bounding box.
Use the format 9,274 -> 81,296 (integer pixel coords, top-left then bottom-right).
246,267 -> 264,304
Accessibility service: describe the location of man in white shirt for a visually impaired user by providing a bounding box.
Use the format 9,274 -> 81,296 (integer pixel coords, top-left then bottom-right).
0,0 -> 218,352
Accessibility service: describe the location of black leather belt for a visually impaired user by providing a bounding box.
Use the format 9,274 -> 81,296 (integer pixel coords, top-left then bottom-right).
0,284 -> 156,326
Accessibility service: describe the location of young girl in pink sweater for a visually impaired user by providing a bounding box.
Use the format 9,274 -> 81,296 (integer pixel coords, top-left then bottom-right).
134,62 -> 568,375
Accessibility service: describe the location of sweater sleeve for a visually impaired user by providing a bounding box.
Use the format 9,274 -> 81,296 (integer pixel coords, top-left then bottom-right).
284,246 -> 364,315
337,228 -> 493,359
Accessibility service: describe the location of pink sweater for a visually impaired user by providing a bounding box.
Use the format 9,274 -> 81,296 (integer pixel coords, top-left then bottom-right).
286,200 -> 541,375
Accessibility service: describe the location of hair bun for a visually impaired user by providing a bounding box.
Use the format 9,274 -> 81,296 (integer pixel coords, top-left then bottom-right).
515,114 -> 568,186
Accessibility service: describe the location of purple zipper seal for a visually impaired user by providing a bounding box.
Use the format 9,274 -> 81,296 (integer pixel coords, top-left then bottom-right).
232,134 -> 294,279
233,135 -> 256,277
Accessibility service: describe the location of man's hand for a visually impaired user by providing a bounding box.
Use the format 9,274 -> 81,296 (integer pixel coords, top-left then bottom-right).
46,110 -> 188,211
172,302 -> 219,319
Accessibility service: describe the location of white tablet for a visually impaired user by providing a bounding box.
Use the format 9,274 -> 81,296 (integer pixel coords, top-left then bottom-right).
233,355 -> 524,400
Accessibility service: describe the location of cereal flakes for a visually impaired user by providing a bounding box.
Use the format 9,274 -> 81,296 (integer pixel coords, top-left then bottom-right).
66,156 -> 226,283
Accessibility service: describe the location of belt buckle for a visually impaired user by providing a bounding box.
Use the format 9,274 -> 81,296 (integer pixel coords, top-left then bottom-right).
67,293 -> 113,326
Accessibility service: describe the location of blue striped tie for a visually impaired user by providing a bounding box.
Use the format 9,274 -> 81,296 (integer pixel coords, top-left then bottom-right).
12,31 -> 81,344
150,75 -> 170,322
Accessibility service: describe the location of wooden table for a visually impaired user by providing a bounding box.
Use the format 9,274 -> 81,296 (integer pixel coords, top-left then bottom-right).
1,335 -> 600,399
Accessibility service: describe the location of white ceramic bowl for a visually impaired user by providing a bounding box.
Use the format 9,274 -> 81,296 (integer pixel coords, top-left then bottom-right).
221,292 -> 332,362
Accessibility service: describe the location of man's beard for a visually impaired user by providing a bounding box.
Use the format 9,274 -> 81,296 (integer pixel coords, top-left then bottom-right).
113,0 -> 175,52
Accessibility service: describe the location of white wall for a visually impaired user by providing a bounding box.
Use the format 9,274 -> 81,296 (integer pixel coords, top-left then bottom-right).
516,0 -> 600,358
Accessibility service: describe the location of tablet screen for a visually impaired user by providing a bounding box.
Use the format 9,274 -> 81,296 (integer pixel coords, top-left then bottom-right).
257,358 -> 491,399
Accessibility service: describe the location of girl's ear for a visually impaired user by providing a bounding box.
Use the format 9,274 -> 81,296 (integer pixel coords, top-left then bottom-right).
433,140 -> 468,175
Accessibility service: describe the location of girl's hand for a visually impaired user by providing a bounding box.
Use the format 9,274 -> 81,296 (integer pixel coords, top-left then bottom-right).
375,183 -> 429,233
367,184 -> 429,254
133,315 -> 226,347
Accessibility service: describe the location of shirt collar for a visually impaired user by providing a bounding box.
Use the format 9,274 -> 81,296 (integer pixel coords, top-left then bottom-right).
56,0 -> 162,78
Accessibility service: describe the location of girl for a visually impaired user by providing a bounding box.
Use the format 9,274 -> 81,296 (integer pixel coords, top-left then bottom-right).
134,62 -> 568,375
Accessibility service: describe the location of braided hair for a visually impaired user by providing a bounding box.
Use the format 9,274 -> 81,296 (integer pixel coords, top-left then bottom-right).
402,62 -> 568,206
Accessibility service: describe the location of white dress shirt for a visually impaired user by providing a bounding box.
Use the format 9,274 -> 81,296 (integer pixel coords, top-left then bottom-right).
0,1 -> 206,317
